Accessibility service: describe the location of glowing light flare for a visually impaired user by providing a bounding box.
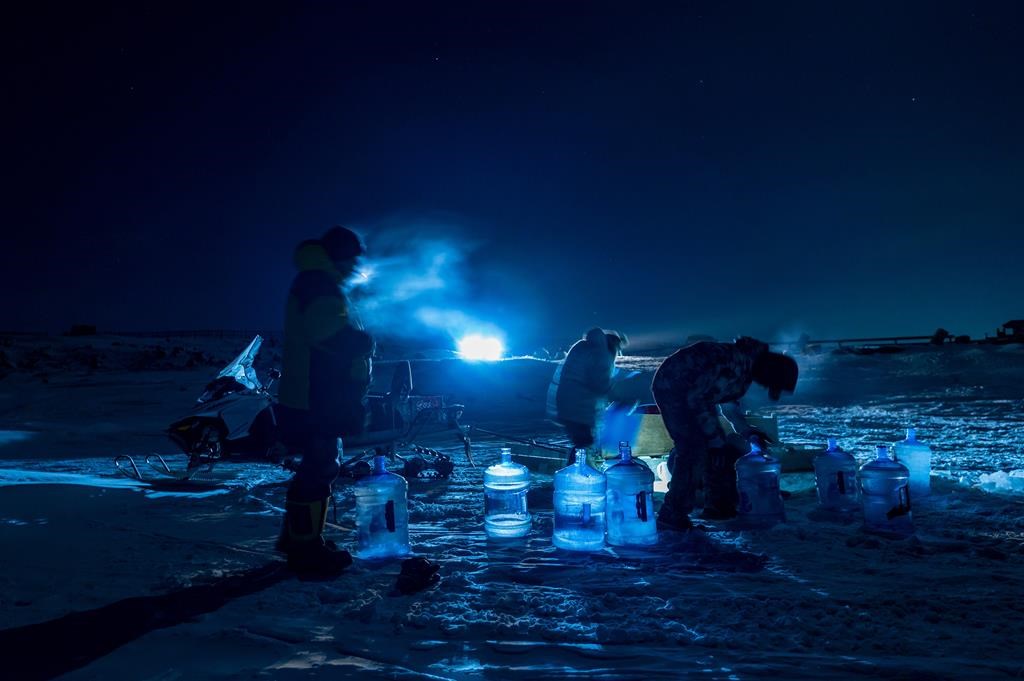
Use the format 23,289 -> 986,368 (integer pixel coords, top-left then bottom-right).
457,334 -> 505,361
351,265 -> 376,287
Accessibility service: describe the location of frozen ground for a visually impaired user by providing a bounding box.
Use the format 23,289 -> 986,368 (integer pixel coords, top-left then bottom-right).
1,335 -> 1023,679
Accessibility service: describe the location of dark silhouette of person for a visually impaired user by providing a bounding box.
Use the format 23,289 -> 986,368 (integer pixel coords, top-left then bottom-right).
546,327 -> 627,461
275,226 -> 374,577
652,337 -> 798,531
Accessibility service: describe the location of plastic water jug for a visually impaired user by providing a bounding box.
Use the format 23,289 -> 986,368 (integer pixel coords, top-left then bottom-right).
484,447 -> 532,538
735,441 -> 785,526
892,428 -> 932,498
354,455 -> 411,559
813,438 -> 860,512
605,442 -> 657,546
859,445 -> 913,536
553,448 -> 606,551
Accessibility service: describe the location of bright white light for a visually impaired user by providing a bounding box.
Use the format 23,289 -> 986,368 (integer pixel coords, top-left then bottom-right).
351,265 -> 375,287
457,334 -> 505,361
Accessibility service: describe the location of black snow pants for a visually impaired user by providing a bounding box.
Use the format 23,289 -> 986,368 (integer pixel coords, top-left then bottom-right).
653,391 -> 742,522
276,405 -> 342,503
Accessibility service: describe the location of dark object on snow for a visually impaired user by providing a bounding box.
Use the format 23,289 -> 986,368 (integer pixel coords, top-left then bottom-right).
930,328 -> 952,345
394,557 -> 441,595
65,324 -> 97,337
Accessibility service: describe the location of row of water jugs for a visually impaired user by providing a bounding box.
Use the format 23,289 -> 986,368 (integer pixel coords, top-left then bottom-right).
485,443 -> 658,549
351,429 -> 933,558
813,428 -> 932,536
349,443 -> 658,559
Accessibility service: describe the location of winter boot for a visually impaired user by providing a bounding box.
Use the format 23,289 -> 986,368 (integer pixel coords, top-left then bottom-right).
278,497 -> 352,579
657,448 -> 696,531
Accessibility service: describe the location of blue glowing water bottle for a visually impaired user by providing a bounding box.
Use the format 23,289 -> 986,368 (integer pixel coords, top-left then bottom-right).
484,447 -> 532,538
553,448 -> 606,551
813,438 -> 860,512
892,428 -> 932,498
859,445 -> 913,537
735,440 -> 785,526
605,442 -> 657,546
354,455 -> 411,559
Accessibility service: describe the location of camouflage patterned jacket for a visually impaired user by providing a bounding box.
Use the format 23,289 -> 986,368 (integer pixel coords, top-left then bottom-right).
651,337 -> 768,448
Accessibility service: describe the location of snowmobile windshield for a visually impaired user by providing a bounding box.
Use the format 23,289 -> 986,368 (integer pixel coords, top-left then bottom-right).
216,336 -> 264,391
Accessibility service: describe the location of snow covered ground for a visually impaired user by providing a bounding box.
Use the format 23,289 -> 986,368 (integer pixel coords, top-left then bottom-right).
1,335 -> 1023,679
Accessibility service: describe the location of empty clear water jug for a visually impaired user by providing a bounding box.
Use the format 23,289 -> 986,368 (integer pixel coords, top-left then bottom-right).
735,441 -> 785,526
813,438 -> 860,512
859,445 -> 913,537
605,442 -> 657,546
553,449 -> 606,551
354,456 -> 411,559
484,447 -> 532,538
893,428 -> 932,498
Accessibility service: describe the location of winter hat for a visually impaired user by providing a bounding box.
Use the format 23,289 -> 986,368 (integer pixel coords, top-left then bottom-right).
605,331 -> 628,352
760,351 -> 799,400
320,226 -> 365,263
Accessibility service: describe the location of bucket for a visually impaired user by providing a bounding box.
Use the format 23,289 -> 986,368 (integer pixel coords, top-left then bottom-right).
599,404 -> 673,458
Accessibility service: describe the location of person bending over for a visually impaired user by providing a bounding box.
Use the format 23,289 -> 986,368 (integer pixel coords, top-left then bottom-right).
652,336 -> 798,531
546,327 -> 627,462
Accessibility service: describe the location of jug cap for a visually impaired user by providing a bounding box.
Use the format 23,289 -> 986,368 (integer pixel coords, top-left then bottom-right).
618,441 -> 633,461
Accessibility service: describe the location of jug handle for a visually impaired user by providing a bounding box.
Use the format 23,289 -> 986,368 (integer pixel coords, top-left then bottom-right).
636,491 -> 648,522
885,485 -> 912,519
385,500 -> 396,532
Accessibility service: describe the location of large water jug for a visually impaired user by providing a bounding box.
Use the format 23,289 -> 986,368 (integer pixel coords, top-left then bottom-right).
735,441 -> 785,526
859,445 -> 913,536
605,442 -> 657,546
484,447 -> 532,538
553,449 -> 606,551
813,438 -> 860,512
892,428 -> 932,498
354,455 -> 411,559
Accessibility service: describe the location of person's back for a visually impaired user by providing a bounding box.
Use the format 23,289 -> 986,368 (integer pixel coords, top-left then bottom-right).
653,337 -> 766,416
547,328 -> 624,454
652,337 -> 797,529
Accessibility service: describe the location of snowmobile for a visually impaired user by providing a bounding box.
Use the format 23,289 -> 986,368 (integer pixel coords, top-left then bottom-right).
115,336 -> 469,485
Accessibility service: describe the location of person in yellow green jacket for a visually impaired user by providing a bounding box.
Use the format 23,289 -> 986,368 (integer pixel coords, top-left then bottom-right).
276,226 -> 374,578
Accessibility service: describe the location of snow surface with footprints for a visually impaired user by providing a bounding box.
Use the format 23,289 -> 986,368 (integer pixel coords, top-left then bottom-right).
1,339 -> 1023,679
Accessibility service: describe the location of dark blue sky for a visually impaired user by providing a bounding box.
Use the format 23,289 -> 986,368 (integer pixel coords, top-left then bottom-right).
6,2 -> 1022,348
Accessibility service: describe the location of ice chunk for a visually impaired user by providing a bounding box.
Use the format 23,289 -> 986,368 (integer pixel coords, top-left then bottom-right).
978,470 -> 1024,495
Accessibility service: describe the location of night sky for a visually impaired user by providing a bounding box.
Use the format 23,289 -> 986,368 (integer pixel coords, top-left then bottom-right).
6,2 -> 1022,349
